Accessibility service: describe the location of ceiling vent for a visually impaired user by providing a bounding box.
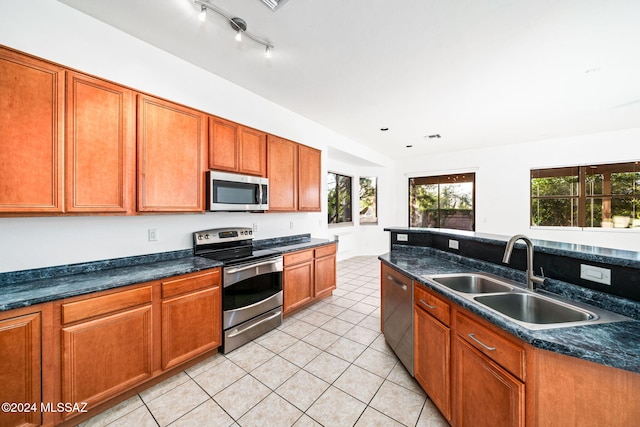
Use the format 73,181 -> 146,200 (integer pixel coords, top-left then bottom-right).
260,0 -> 290,11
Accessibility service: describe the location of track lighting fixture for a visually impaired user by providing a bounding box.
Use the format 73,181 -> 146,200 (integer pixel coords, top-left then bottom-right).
194,1 -> 274,58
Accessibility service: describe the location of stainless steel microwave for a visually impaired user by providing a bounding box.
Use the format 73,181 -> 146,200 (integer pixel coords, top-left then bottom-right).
207,171 -> 268,211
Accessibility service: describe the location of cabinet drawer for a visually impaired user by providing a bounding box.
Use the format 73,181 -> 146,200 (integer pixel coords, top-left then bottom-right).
161,269 -> 221,299
314,244 -> 336,258
284,249 -> 313,266
414,284 -> 450,326
62,286 -> 152,325
456,313 -> 525,381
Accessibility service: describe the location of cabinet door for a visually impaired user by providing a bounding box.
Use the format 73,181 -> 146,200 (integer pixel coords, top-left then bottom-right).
314,245 -> 336,299
455,337 -> 524,427
0,313 -> 41,427
414,306 -> 451,421
298,145 -> 321,211
208,116 -> 238,172
267,135 -> 298,211
66,72 -> 135,213
137,94 -> 207,212
0,48 -> 64,213
61,306 -> 153,411
161,287 -> 221,370
238,126 -> 266,177
283,261 -> 314,314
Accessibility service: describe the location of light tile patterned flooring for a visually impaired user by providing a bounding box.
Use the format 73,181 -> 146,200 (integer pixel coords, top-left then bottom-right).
79,256 -> 449,427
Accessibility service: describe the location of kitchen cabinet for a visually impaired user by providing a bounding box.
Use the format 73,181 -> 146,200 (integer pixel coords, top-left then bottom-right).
0,310 -> 42,427
267,135 -> 321,212
283,244 -> 337,315
66,71 -> 135,214
454,312 -> 525,427
297,145 -> 322,211
208,116 -> 266,177
313,244 -> 336,299
414,284 -> 451,421
137,94 -> 207,212
267,135 -> 298,211
0,47 -> 65,214
283,249 -> 314,314
160,270 -> 222,370
59,286 -> 154,418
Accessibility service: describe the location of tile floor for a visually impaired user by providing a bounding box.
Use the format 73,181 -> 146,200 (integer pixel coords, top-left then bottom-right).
78,256 -> 449,427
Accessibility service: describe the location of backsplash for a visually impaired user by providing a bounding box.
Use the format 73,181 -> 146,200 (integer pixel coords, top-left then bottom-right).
387,228 -> 640,303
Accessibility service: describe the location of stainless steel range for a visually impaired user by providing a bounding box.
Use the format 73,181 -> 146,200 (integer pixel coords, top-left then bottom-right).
193,227 -> 283,353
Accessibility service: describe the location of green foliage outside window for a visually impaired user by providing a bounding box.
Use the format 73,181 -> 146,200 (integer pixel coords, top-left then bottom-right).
328,172 -> 352,224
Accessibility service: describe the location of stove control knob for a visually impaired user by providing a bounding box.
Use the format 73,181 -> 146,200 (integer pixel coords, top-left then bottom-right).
204,234 -> 211,239
249,230 -> 253,235
197,235 -> 203,240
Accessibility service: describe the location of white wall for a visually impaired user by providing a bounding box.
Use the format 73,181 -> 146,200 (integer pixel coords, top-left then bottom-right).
0,0 -> 393,272
394,128 -> 640,251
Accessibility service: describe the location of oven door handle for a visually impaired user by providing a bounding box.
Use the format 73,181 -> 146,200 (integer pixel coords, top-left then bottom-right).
227,310 -> 282,338
226,259 -> 281,274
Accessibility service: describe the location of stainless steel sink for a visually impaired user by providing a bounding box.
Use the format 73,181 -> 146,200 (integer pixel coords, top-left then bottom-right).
424,272 -> 630,330
429,273 -> 514,293
474,293 -> 596,324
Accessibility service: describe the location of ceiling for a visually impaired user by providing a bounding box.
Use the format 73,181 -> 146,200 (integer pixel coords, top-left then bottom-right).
57,0 -> 640,160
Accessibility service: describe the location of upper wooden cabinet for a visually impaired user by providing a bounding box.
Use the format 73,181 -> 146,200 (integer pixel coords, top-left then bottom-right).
208,116 -> 266,177
267,135 -> 321,212
0,47 -> 65,213
267,135 -> 299,211
137,94 -> 207,212
66,72 -> 135,214
298,145 -> 322,211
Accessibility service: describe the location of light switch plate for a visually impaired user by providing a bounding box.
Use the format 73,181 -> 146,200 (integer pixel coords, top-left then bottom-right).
449,239 -> 459,250
580,264 -> 611,285
397,234 -> 408,242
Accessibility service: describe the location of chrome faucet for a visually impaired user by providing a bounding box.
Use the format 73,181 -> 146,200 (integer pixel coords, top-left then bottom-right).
502,234 -> 545,290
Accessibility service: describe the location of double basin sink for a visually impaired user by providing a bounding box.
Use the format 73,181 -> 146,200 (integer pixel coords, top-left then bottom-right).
424,273 -> 629,330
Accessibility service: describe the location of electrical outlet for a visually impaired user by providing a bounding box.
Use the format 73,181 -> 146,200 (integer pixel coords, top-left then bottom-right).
397,234 -> 408,242
580,264 -> 611,285
449,239 -> 459,250
253,223 -> 259,232
148,228 -> 158,242
289,221 -> 294,229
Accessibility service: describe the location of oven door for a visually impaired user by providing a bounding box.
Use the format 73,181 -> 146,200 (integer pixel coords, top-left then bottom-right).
222,256 -> 283,330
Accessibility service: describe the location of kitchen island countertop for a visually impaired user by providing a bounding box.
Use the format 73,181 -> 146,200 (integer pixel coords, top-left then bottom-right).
379,248 -> 640,375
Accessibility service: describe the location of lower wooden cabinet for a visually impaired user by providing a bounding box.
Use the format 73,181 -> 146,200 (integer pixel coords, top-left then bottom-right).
414,284 -> 451,421
51,268 -> 222,424
455,338 -> 525,427
0,310 -> 42,427
60,287 -> 154,415
160,270 -> 222,370
313,244 -> 336,299
283,244 -> 337,315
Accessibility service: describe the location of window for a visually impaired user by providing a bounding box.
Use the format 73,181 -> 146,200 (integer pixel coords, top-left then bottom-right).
409,173 -> 475,230
359,177 -> 378,225
531,161 -> 640,228
328,172 -> 352,224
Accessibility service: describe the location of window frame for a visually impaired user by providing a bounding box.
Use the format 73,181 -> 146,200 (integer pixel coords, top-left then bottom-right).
359,176 -> 378,225
327,171 -> 353,226
531,161 -> 640,229
408,172 -> 476,231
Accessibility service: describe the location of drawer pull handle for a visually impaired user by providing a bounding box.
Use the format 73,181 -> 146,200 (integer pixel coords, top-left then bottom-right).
386,274 -> 407,291
419,299 -> 436,309
468,333 -> 496,351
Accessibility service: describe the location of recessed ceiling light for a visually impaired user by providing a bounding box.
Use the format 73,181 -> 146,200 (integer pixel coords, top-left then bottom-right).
380,127 -> 389,131
424,134 -> 441,140
406,145 -> 413,148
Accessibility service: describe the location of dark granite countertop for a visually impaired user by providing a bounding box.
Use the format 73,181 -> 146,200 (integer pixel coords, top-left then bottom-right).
0,235 -> 335,313
379,247 -> 640,375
